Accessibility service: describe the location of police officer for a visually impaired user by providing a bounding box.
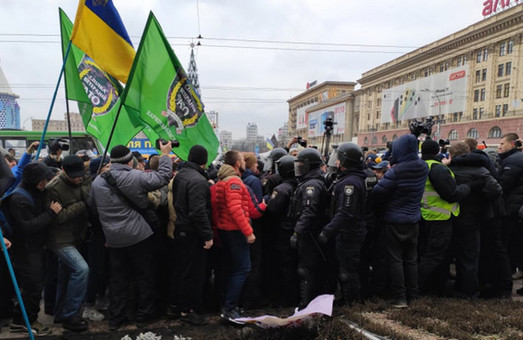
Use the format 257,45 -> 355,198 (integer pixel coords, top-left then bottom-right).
262,148 -> 288,196
319,142 -> 367,305
264,155 -> 299,306
289,148 -> 329,309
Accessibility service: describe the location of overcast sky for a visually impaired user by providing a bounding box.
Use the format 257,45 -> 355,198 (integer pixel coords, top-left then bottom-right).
0,0 -> 489,139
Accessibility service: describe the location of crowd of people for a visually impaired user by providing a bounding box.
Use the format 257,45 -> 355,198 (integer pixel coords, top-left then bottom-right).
0,131 -> 522,336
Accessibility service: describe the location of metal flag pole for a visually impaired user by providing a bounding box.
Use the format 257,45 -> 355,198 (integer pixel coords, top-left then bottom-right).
35,40 -> 72,160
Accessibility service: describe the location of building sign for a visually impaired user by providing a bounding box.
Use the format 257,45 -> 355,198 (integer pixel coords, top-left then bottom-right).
381,65 -> 468,123
482,0 -> 520,17
307,102 -> 346,137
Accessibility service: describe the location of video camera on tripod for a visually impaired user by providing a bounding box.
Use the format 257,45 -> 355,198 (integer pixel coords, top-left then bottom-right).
409,116 -> 435,138
323,117 -> 337,134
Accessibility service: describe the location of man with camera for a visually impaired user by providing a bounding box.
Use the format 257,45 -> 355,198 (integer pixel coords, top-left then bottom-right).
88,142 -> 173,330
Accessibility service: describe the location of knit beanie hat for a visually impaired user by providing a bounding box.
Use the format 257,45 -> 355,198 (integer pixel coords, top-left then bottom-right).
421,139 -> 440,156
110,145 -> 133,164
188,145 -> 208,165
89,156 -> 110,176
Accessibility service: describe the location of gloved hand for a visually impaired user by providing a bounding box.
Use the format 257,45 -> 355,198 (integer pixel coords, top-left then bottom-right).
468,177 -> 485,191
318,231 -> 329,245
290,232 -> 299,249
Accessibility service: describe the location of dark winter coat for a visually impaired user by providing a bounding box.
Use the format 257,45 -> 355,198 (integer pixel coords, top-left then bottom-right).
373,134 -> 428,224
498,148 -> 523,215
449,152 -> 503,224
292,168 -> 329,235
422,155 -> 471,203
241,169 -> 263,202
171,161 -> 213,241
265,178 -> 298,231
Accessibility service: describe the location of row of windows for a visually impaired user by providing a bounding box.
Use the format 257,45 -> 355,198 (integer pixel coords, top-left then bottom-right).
474,83 -> 510,102
476,40 -> 514,63
363,126 -> 503,145
498,62 -> 512,77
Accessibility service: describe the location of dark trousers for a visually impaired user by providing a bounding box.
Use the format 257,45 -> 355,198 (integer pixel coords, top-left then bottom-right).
418,219 -> 453,295
479,218 -> 512,296
12,250 -> 44,324
386,223 -> 419,301
219,230 -> 251,312
501,214 -> 523,273
369,225 -> 389,298
0,250 -> 14,319
86,230 -> 109,304
241,221 -> 263,309
177,232 -> 207,312
453,221 -> 480,297
336,233 -> 365,303
297,230 -> 325,307
271,228 -> 298,306
43,250 -> 58,315
108,236 -> 155,324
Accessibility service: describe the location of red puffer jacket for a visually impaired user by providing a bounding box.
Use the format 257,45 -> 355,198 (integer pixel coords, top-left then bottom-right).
211,164 -> 265,237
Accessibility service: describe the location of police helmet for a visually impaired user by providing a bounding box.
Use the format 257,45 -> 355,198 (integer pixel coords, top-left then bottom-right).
336,142 -> 363,168
294,148 -> 323,177
263,148 -> 288,172
275,155 -> 296,178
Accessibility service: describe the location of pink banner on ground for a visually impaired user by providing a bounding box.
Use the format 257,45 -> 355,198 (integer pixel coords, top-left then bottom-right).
236,294 -> 334,328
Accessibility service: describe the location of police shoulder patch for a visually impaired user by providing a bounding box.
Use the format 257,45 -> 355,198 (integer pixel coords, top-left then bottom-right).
344,185 -> 354,197
230,183 -> 241,190
306,186 -> 315,196
270,191 -> 278,199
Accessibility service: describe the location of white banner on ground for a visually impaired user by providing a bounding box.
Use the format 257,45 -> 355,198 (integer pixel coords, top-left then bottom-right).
235,294 -> 334,328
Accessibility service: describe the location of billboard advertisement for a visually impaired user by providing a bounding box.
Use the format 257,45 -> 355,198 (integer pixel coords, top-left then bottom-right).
308,103 -> 346,137
381,65 -> 468,123
296,103 -> 316,130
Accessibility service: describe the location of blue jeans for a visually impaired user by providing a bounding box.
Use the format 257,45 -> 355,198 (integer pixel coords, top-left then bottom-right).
218,230 -> 251,312
54,246 -> 89,320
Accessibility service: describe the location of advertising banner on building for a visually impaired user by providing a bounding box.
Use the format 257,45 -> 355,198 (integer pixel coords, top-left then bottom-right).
308,102 -> 346,137
381,65 -> 468,123
296,103 -> 316,130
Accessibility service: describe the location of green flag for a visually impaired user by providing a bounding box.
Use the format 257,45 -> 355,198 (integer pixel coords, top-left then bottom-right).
59,8 -> 144,151
121,12 -> 219,163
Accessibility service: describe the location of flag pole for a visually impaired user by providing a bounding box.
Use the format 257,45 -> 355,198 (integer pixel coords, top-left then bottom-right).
0,215 -> 35,340
35,40 -> 72,160
96,102 -> 124,174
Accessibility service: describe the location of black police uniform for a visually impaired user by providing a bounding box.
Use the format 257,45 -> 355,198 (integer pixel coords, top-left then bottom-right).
290,168 -> 329,308
321,168 -> 367,304
264,178 -> 299,306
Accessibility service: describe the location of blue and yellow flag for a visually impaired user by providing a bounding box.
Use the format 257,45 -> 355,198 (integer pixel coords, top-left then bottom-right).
71,0 -> 135,83
265,137 -> 274,150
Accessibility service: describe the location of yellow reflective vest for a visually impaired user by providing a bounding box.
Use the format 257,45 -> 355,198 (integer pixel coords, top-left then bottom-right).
421,160 -> 460,221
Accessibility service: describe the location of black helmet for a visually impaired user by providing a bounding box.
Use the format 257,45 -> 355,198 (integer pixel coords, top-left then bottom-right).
294,148 -> 323,177
264,148 -> 288,172
275,155 -> 295,178
336,142 -> 363,168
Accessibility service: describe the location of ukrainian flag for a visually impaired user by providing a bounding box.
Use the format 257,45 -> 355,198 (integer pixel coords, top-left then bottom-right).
266,138 -> 274,150
71,0 -> 135,83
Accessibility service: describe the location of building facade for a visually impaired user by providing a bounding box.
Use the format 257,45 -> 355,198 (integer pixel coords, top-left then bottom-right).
246,122 -> 258,143
0,64 -> 20,129
357,4 -> 523,149
32,112 -> 85,132
287,81 -> 358,150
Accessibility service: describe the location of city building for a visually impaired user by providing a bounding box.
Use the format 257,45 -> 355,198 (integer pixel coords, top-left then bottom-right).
287,81 -> 358,150
32,112 -> 86,132
220,130 -> 232,150
246,122 -> 258,143
0,63 -> 20,129
357,3 -> 523,149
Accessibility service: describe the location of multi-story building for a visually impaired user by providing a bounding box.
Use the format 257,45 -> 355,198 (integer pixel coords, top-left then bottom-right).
0,64 -> 20,129
246,122 -> 258,143
32,112 -> 86,132
357,3 -> 523,149
220,130 -> 232,150
287,81 -> 358,149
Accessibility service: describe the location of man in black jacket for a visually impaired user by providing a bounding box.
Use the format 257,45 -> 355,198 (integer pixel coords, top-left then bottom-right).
418,140 -> 471,296
5,162 -> 62,336
448,142 -> 502,298
171,145 -> 213,325
498,133 -> 523,281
